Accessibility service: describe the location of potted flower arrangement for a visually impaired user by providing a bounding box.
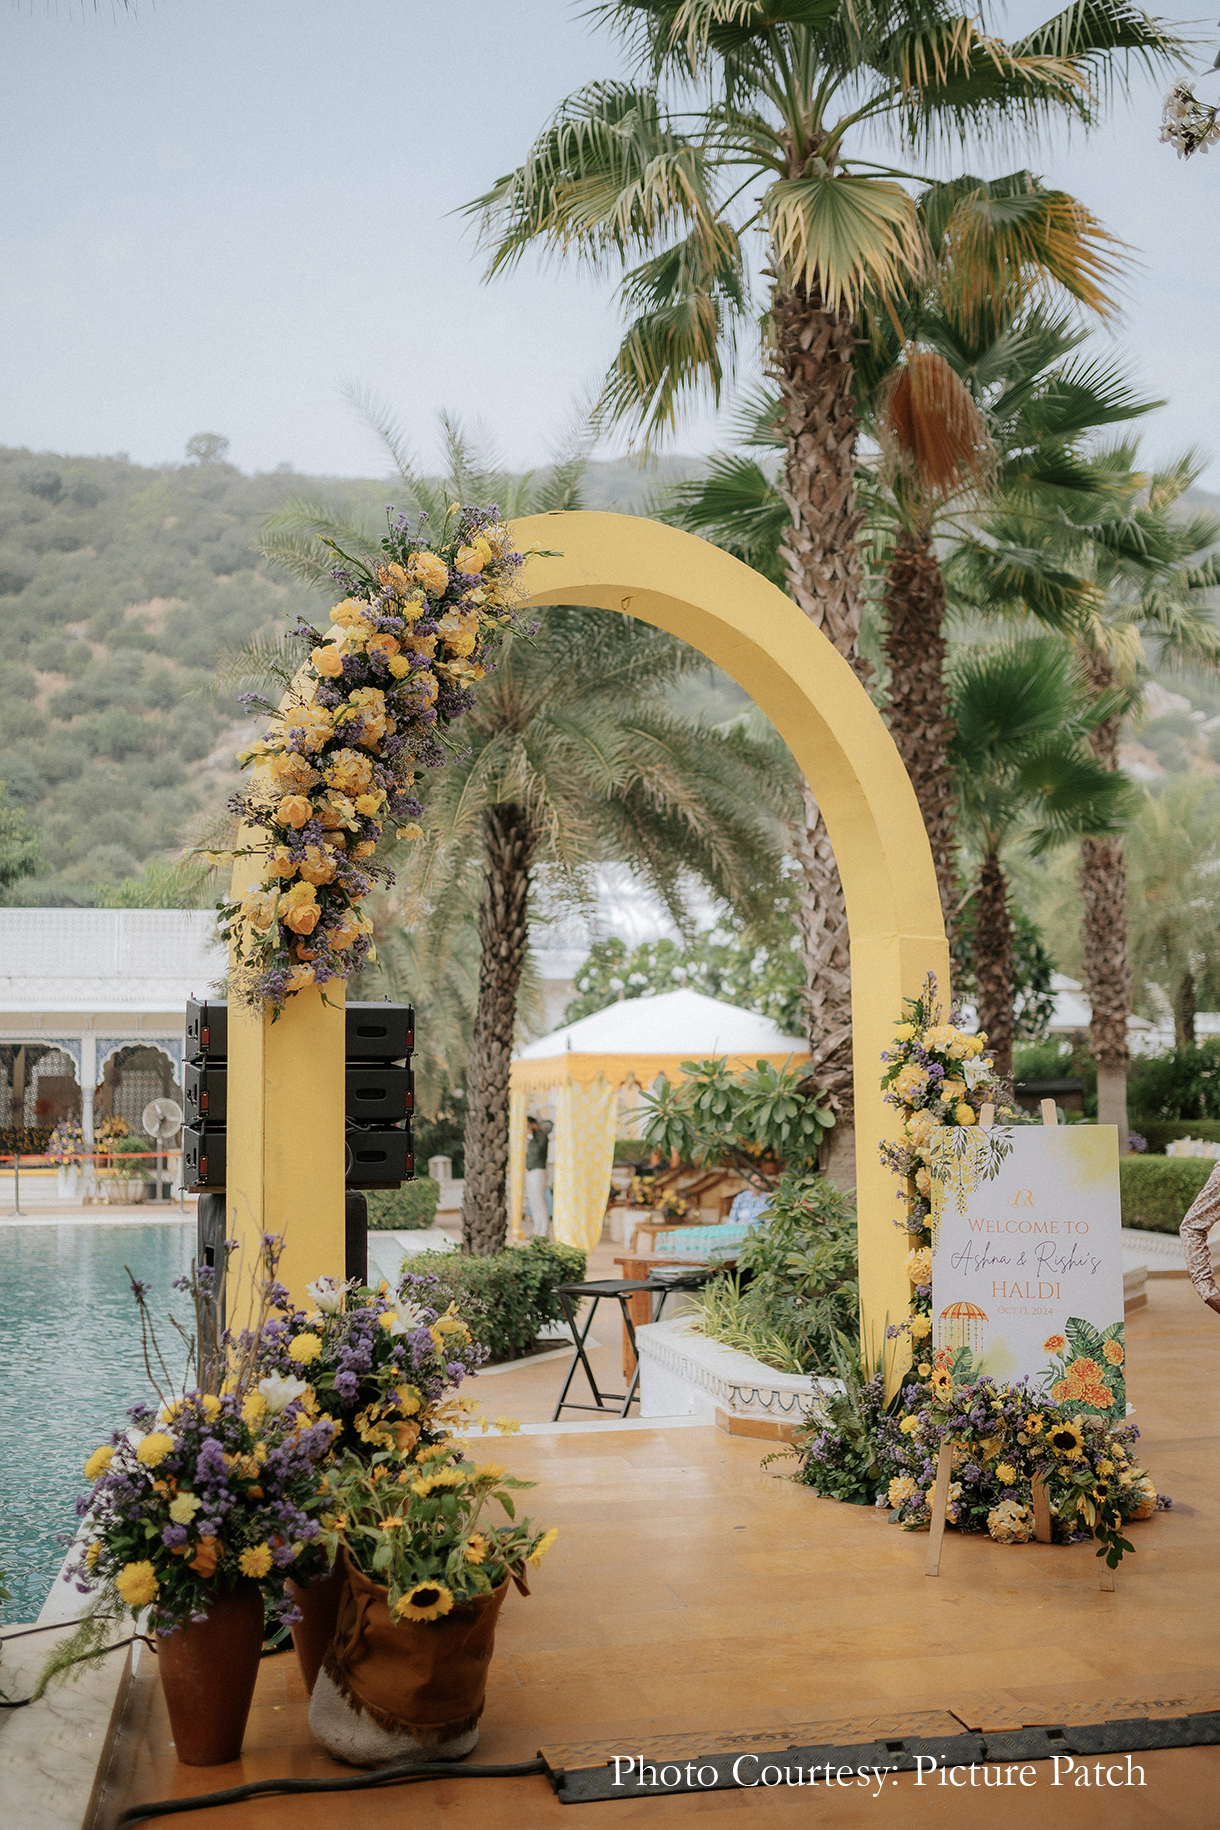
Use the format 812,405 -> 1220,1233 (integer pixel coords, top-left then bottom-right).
96,1123 -> 148,1204
48,1117 -> 85,1198
62,1242 -> 337,1765
308,1438 -> 556,1767
260,1272 -> 488,1691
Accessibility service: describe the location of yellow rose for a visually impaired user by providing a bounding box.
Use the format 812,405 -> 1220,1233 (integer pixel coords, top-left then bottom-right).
84,1444 -> 114,1482
276,795 -> 313,830
288,1332 -> 322,1365
278,879 -> 320,935
312,644 -> 345,678
268,848 -> 300,879
331,597 -> 376,629
367,632 -> 400,661
455,539 -> 491,574
282,703 -> 334,752
115,1560 -> 159,1608
269,752 -> 321,792
135,1432 -> 174,1468
353,839 -> 376,858
285,962 -> 316,993
905,1247 -> 932,1285
377,562 -> 411,598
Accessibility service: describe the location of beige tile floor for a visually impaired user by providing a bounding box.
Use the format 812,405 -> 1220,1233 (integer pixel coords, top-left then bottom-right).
105,1279 -> 1220,1829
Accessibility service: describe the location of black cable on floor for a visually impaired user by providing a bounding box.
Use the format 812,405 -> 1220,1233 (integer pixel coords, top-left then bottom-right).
114,1757 -> 551,1826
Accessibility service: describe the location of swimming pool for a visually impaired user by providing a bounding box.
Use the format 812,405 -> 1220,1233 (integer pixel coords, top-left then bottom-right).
0,1219 -> 194,1623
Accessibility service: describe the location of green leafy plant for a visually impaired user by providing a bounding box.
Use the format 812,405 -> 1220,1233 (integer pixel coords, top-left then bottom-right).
366,1179 -> 441,1231
401,1239 -> 585,1363
690,1172 -> 858,1374
641,1058 -> 832,1189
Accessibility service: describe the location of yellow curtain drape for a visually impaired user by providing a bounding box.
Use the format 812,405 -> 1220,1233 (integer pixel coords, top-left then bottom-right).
551,1077 -> 617,1253
508,1086 -> 528,1244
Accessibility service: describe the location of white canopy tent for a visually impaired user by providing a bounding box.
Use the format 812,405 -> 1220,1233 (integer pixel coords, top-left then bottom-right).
508,989 -> 809,1249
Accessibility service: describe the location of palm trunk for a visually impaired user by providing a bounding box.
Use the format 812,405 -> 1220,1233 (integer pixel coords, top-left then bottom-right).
973,846 -> 1014,1080
1076,649 -> 1129,1149
882,529 -> 957,936
772,279 -> 865,1176
1175,970 -> 1197,1050
461,802 -> 537,1255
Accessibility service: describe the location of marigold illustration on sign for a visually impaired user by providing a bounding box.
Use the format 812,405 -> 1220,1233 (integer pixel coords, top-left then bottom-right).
928,1125 -> 1125,1420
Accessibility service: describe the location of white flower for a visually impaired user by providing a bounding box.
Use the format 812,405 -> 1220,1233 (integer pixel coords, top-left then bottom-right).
305,1276 -> 353,1316
963,1055 -> 992,1089
258,1373 -> 308,1414
383,1296 -> 429,1338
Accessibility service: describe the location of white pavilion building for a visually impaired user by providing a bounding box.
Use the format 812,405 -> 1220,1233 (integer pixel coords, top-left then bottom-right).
0,908 -> 225,1148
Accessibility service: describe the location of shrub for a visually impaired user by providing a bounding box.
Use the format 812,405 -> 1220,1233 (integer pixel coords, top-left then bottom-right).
1129,1119 -> 1220,1155
1119,1156 -> 1214,1233
1127,1042 -> 1220,1122
401,1238 -> 586,1362
365,1178 -> 441,1230
689,1172 -> 858,1374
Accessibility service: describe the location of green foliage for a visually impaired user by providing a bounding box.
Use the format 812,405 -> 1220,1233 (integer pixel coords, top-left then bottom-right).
0,782 -> 41,889
402,1238 -> 586,1362
790,1347 -> 895,1507
365,1179 -> 442,1231
641,1057 -> 833,1186
93,859 -> 218,909
1128,1042 -> 1220,1122
691,1172 -> 858,1375
1119,1156 -> 1214,1232
564,903 -> 805,1035
1131,1119 -> 1220,1154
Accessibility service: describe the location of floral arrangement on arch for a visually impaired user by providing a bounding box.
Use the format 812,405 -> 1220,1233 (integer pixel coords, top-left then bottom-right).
1161,80 -> 1220,158
878,974 -> 1005,1353
217,506 -> 532,1009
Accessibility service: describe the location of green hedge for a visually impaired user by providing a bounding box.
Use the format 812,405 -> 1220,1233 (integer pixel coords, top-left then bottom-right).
402,1237 -> 586,1362
1119,1156 -> 1215,1233
366,1178 -> 441,1231
1131,1118 -> 1220,1155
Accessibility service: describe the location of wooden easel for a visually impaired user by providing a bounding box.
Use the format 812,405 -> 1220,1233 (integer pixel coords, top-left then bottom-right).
925,1098 -> 1114,1591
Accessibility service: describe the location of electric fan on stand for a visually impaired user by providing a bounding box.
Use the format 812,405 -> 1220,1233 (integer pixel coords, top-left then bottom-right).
142,1096 -> 183,1205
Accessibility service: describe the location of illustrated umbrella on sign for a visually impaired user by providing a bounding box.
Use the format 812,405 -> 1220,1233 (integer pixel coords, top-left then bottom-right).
938,1300 -> 988,1354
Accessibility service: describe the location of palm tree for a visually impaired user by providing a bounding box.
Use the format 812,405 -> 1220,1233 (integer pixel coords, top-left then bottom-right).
260,401 -> 795,1253
948,639 -> 1132,1077
411,608 -> 795,1251
468,1 -> 1180,1151
950,449 -> 1220,1137
1125,779 -> 1220,1048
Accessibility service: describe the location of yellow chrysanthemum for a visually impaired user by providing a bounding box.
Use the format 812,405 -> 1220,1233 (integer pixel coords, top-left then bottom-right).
84,1444 -> 114,1482
995,1462 -> 1017,1485
115,1560 -> 159,1608
409,551 -> 449,596
135,1432 -> 174,1468
955,1103 -> 976,1126
242,1392 -> 267,1427
289,1333 -> 322,1365
909,1314 -> 931,1341
394,1582 -> 454,1623
238,1543 -> 274,1579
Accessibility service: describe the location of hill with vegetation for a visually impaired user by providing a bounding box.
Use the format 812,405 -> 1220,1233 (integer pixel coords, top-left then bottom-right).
0,443 -> 704,904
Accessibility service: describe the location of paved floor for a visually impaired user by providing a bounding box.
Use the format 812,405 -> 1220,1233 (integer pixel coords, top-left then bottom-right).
102,1280 -> 1220,1829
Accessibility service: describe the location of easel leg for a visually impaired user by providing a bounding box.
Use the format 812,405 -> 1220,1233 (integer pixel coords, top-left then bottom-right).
925,1438 -> 954,1577
1031,1474 -> 1053,1543
1099,1561 -> 1115,1592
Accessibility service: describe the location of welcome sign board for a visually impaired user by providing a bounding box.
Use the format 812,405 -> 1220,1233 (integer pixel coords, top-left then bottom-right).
928,1126 -> 1125,1421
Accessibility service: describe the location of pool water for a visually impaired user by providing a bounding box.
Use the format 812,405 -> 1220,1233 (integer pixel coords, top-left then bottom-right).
0,1220 -> 194,1623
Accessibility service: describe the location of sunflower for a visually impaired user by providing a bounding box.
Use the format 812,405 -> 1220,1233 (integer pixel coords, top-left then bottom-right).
1048,1421 -> 1084,1457
394,1583 -> 455,1623
929,1368 -> 953,1396
463,1533 -> 488,1565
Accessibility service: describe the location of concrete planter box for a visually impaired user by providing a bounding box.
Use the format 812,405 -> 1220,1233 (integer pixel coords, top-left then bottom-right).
634,1315 -> 841,1442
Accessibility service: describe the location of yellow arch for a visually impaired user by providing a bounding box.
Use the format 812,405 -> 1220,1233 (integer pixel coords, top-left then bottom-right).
513,512 -> 949,1346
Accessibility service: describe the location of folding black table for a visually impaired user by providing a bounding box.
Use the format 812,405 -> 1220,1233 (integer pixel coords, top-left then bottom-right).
551,1273 -> 712,1421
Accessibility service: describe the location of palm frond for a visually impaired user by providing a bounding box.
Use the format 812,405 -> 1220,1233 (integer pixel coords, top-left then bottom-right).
766,171 -> 926,315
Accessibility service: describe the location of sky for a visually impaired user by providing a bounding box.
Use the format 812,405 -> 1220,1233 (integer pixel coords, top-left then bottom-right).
2,0 -> 1218,484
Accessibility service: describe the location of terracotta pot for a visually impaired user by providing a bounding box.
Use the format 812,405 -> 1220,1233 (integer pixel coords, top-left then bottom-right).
156,1580 -> 265,1766
286,1564 -> 344,1694
308,1547 -> 524,1768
